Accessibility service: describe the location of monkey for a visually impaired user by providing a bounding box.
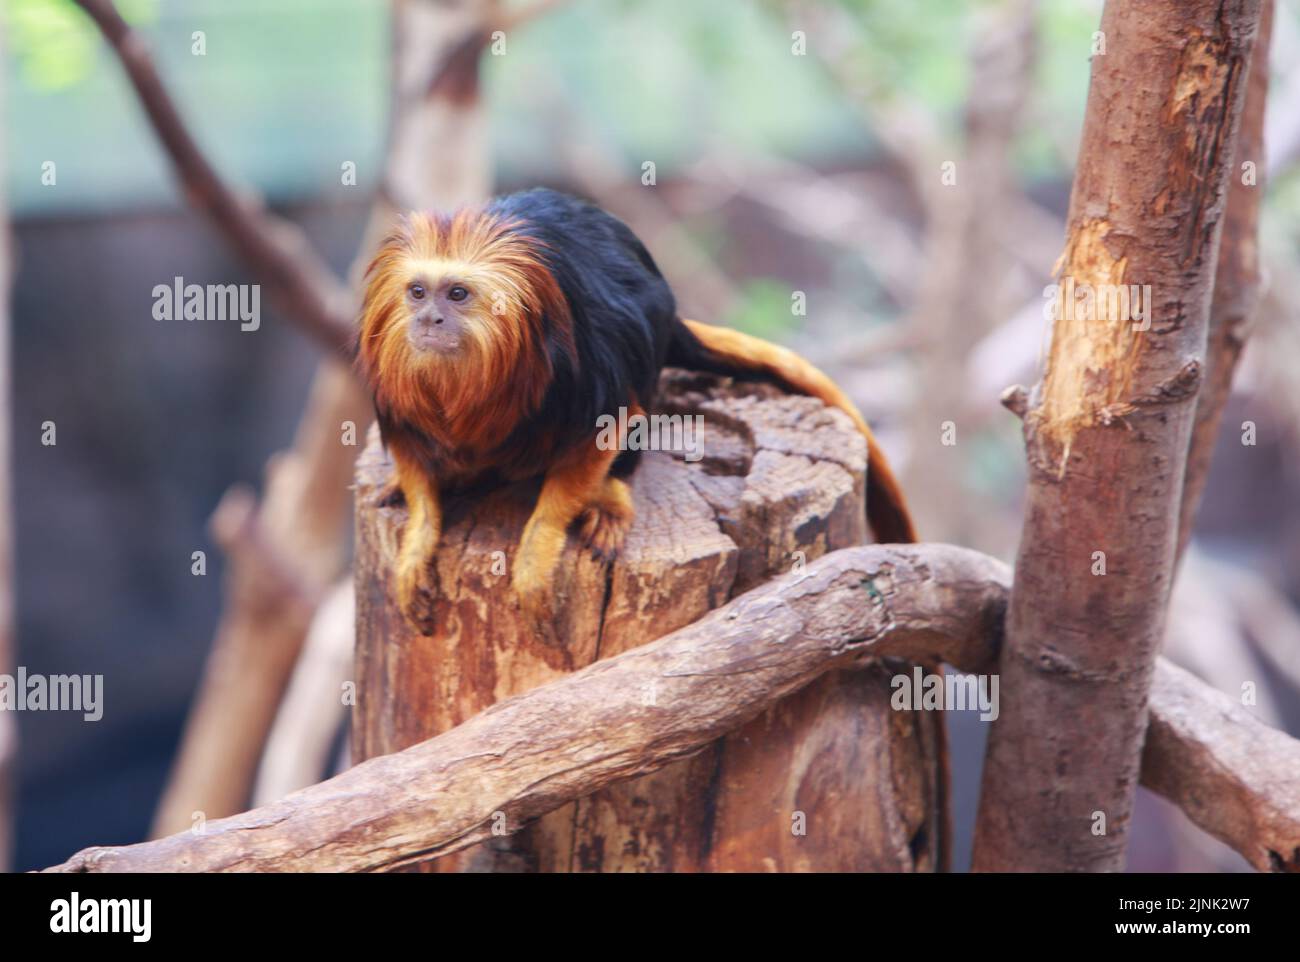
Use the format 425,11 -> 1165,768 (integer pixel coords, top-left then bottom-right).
357,187 -> 916,634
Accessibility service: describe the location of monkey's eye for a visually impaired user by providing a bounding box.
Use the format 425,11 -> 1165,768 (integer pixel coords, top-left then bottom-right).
447,284 -> 470,303
409,283 -> 426,300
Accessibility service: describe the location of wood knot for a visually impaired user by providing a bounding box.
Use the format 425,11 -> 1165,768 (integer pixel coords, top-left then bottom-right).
1135,359 -> 1203,406
1000,384 -> 1030,419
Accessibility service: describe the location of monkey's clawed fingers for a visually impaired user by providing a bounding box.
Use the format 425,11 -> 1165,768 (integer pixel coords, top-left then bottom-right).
396,556 -> 439,636
577,505 -> 631,561
577,478 -> 634,562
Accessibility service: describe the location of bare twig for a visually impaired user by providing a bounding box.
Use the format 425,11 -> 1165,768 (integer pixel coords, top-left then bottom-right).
73,0 -> 356,356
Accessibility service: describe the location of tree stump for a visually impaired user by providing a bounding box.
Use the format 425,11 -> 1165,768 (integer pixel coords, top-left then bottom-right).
353,371 -> 945,871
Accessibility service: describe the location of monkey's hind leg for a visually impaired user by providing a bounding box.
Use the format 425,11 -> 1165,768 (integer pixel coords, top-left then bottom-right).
512,440 -> 624,628
392,455 -> 443,636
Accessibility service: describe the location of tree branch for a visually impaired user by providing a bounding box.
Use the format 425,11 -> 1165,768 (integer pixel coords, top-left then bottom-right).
1141,658 -> 1300,873
73,0 -> 356,356
43,543 -> 1300,873
51,544 -> 1008,873
972,0 -> 1267,872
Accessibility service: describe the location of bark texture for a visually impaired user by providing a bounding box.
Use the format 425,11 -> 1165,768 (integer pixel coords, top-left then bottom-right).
973,0 -> 1266,872
1140,659 -> 1300,872
353,372 -> 947,871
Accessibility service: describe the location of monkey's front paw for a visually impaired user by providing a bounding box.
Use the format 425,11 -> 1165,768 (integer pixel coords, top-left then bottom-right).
577,479 -> 634,561
577,505 -> 631,561
396,556 -> 439,636
511,567 -> 559,642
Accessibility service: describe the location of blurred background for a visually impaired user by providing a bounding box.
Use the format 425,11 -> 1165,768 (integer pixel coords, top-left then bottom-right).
4,0 -> 1299,872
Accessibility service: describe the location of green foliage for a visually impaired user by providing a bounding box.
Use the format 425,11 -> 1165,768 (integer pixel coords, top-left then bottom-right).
727,277 -> 801,340
7,0 -> 156,91
5,0 -> 386,215
2,0 -> 1259,223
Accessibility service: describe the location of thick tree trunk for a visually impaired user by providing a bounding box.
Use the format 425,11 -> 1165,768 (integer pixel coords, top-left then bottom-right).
353,372 -> 946,871
973,0 -> 1265,871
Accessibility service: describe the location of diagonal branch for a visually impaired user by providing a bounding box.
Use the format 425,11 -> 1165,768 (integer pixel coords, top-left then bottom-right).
42,543 -> 1300,873
1141,657 -> 1300,872
73,0 -> 356,356
50,544 -> 1009,873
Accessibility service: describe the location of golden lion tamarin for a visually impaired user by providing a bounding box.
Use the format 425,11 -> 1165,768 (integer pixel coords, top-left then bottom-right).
358,188 -> 916,633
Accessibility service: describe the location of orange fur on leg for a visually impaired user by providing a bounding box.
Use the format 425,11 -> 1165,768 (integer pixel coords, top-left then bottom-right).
392,452 -> 443,635
512,440 -> 622,627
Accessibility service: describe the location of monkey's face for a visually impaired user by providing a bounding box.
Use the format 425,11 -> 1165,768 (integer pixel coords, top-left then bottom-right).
359,212 -> 571,434
397,265 -> 488,358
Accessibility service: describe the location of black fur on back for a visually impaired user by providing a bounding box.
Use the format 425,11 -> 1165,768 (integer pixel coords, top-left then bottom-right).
488,189 -> 677,475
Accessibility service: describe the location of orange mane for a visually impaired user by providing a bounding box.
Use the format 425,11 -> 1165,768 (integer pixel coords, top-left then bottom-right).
357,208 -> 573,455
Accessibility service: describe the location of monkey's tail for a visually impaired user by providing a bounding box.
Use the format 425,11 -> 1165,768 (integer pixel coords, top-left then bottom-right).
668,317 -> 917,544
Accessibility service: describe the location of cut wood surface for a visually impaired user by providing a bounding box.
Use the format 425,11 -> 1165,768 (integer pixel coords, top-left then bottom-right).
353,371 -> 947,871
